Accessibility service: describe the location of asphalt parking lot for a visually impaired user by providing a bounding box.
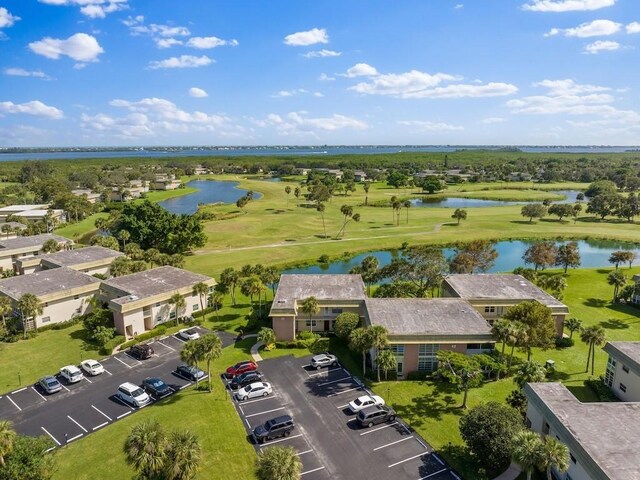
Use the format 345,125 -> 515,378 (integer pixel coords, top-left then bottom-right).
228,354 -> 461,480
0,328 -> 234,448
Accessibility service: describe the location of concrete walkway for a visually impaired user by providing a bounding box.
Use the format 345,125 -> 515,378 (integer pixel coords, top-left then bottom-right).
492,463 -> 521,480
240,333 -> 264,362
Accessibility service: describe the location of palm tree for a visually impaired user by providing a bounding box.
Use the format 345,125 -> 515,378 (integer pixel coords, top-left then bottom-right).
363,182 -> 370,206
299,296 -> 320,331
376,349 -> 397,380
564,317 -> 582,340
316,203 -> 327,238
1,224 -> 13,240
511,430 -> 543,480
284,186 -> 292,207
581,325 -> 606,375
181,340 -> 204,388
367,325 -> 389,382
255,446 -> 302,480
17,293 -> 42,337
294,187 -> 301,206
607,270 -> 627,302
144,248 -> 162,267
258,327 -> 276,350
538,436 -> 570,480
124,420 -> 168,479
392,200 -> 402,226
491,318 -> 511,355
508,321 -> 528,368
389,196 -> 397,224
165,430 -> 202,480
168,293 -> 186,324
199,334 -> 222,393
118,230 -> 130,250
349,327 -> 371,377
192,282 -> 209,321
94,216 -> 109,233
0,420 -> 16,467
41,238 -> 61,253
514,361 -> 547,389
0,296 -> 12,331
403,200 -> 411,224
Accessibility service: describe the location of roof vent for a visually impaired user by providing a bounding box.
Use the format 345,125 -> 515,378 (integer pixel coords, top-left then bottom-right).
128,295 -> 138,301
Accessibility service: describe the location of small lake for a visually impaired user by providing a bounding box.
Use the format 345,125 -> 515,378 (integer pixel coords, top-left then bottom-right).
159,180 -> 262,215
410,190 -> 581,208
284,239 -> 639,275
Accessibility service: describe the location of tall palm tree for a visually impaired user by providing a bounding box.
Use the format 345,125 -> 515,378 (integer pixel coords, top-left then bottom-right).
284,185 -> 291,207
0,296 -> 12,331
581,325 -> 606,375
192,282 -> 209,321
299,296 -> 320,332
255,446 -> 302,480
607,270 -> 627,302
376,349 -> 397,380
118,229 -> 130,250
165,430 -> 202,480
168,293 -> 186,324
367,325 -> 389,382
538,436 -> 570,480
1,224 -> 14,240
403,200 -> 411,224
491,318 -> 511,355
200,333 -> 222,392
511,430 -> 543,480
363,182 -> 370,206
94,216 -> 109,233
508,321 -> 528,368
514,361 -> 547,389
392,200 -> 402,226
316,203 -> 327,239
0,420 -> 16,467
258,327 -> 276,350
349,327 -> 371,377
123,420 -> 168,479
17,293 -> 43,337
180,340 -> 204,388
294,187 -> 301,206
564,317 -> 582,340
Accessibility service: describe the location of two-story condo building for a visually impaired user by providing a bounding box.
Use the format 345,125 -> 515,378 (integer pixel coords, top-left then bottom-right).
15,246 -> 123,276
0,234 -> 72,272
603,341 -> 640,402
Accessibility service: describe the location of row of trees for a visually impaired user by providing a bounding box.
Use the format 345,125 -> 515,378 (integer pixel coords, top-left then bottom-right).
0,420 -> 56,480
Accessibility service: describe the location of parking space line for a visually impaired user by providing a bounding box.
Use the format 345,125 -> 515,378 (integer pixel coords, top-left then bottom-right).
93,422 -> 109,431
104,368 -> 113,376
59,383 -> 70,392
244,418 -> 250,428
123,352 -> 143,363
433,454 -> 444,465
41,427 -> 61,446
373,436 -> 414,451
450,471 -> 461,480
113,397 -> 134,410
245,407 -> 285,418
388,452 -> 428,468
359,421 -> 398,436
11,387 -> 27,394
83,376 -> 93,384
258,433 -> 303,447
306,368 -> 344,377
173,335 -> 186,342
67,415 -> 88,433
174,372 -> 192,382
318,376 -> 351,387
418,468 -> 448,480
155,341 -> 176,352
336,403 -> 349,409
113,356 -> 132,368
236,395 -> 279,405
67,433 -> 84,443
31,386 -> 47,401
301,467 -> 326,476
117,411 -> 132,419
327,386 -> 361,397
7,396 -> 21,411
92,405 -> 112,421
298,449 -> 313,456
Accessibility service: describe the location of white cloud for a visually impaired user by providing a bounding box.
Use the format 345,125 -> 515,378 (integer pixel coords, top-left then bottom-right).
534,79 -> 610,95
0,7 -> 20,28
260,112 -> 366,136
482,117 -> 507,124
522,0 -> 616,12
186,36 -> 238,49
122,16 -> 190,38
303,49 -> 341,58
0,100 -> 64,119
584,40 -> 621,53
4,68 -> 50,79
545,19 -> 621,37
626,22 -> 640,34
156,38 -> 183,49
39,0 -> 128,18
313,92 -> 324,97
397,120 -> 464,131
284,28 -> 328,46
344,63 -> 379,77
318,73 -> 335,81
29,33 -> 104,63
455,4 -> 464,9
271,89 -> 309,98
148,55 -> 213,69
188,87 -> 208,98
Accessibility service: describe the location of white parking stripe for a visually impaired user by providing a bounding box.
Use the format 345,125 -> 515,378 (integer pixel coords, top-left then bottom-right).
12,387 -> 27,394
67,415 -> 88,433
244,418 -> 250,428
359,422 -> 398,436
450,471 -> 461,480
67,433 -> 84,443
318,376 -> 351,387
41,427 -> 61,446
174,336 -> 186,342
155,341 -> 176,352
245,407 -> 285,418
327,386 -> 361,397
91,405 -> 112,421
336,404 -> 349,409
236,395 -> 279,405
433,454 -> 444,466
117,411 -> 132,419
373,436 -> 414,451
83,376 -> 93,384
298,449 -> 313,456
7,396 -> 21,411
388,452 -> 428,468
301,467 -> 326,476
113,397 -> 134,410
419,468 -> 448,479
93,422 -> 109,431
113,356 -> 132,368
104,368 -> 113,376
31,386 -> 47,401
257,433 -> 303,447
123,352 -> 142,363
60,383 -> 70,392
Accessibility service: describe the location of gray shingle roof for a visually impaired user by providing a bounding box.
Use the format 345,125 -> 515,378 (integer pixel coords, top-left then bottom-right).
603,342 -> 640,376
40,246 -> 123,267
0,267 -> 100,299
0,234 -> 71,252
272,274 -> 366,310
365,298 -> 492,336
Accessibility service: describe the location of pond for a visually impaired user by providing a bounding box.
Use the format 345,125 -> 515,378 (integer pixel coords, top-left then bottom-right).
409,190 -> 581,208
283,239 -> 640,275
159,180 -> 262,215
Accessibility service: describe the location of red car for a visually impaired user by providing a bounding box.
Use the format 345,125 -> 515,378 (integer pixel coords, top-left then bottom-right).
225,361 -> 257,378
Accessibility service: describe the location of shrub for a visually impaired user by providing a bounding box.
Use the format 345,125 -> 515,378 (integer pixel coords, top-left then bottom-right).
296,330 -> 317,341
555,337 -> 574,348
309,337 -> 330,354
133,325 -> 167,343
318,254 -> 330,263
585,377 -> 618,402
100,335 -> 125,355
37,318 -> 81,333
406,371 -> 431,381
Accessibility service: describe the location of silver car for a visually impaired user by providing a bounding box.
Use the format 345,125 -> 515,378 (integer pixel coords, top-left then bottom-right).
39,376 -> 62,394
311,353 -> 338,369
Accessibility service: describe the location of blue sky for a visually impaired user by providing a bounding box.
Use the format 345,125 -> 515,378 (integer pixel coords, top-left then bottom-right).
0,0 -> 638,146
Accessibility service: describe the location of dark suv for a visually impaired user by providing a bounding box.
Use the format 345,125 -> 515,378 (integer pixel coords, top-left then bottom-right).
128,343 -> 154,360
357,405 -> 396,428
230,371 -> 263,390
252,415 -> 295,444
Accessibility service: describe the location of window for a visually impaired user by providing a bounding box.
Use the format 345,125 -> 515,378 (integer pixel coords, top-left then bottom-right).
605,357 -> 616,387
44,302 -> 48,307
496,306 -> 504,315
418,344 -> 439,373
193,304 -> 199,311
156,315 -> 162,323
155,302 -> 161,307
389,344 -> 404,355
570,453 -> 576,464
331,308 -> 343,314
76,307 -> 82,314
41,316 -> 51,323
620,383 -> 627,393
484,306 -> 495,313
74,295 -> 79,300
169,311 -> 176,320
542,421 -> 550,435
305,320 -> 317,327
622,365 -> 629,373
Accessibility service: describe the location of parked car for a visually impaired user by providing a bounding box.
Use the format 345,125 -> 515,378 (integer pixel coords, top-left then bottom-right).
311,353 -> 338,369
229,371 -> 263,390
225,361 -> 257,378
176,364 -> 206,382
178,327 -> 200,341
356,405 -> 396,428
348,395 -> 385,413
116,382 -> 150,407
236,382 -> 272,401
252,415 -> 295,444
80,359 -> 104,376
128,343 -> 154,360
59,365 -> 83,384
142,377 -> 172,398
38,375 -> 62,394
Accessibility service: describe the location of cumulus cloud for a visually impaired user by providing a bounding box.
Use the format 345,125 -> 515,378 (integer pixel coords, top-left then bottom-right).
343,63 -> 379,78
188,87 -> 208,98
0,7 -> 20,28
39,0 -> 128,18
482,117 -> 507,124
626,22 -> 640,34
584,40 -> 621,53
522,0 -> 616,12
454,4 -> 464,9
156,38 -> 183,49
271,89 -> 308,98
122,16 -> 190,38
545,19 -> 621,37
29,33 -> 104,63
257,111 -> 366,136
303,49 -> 341,58
318,73 -> 335,81
148,55 -> 213,69
4,68 -> 50,79
186,36 -> 238,49
534,79 -> 610,95
397,120 -> 464,131
0,100 -> 63,119
284,28 -> 329,46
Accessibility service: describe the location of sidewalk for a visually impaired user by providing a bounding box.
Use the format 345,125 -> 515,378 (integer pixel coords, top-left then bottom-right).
492,463 -> 521,480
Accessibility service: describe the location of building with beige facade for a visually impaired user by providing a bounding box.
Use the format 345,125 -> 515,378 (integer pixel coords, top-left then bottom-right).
71,189 -> 101,204
441,274 -> 569,336
0,234 -> 73,273
15,246 -> 123,276
524,382 -> 640,480
101,266 -> 216,339
0,267 -> 101,330
603,341 -> 640,402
